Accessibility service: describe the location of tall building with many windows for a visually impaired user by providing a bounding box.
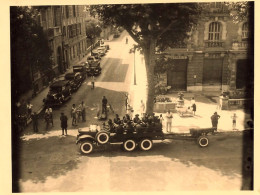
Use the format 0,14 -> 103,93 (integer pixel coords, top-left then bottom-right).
159,2 -> 252,93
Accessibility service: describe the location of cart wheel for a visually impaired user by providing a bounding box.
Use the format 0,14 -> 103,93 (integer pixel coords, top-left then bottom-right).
139,138 -> 153,151
80,141 -> 94,154
123,139 -> 136,152
197,136 -> 209,147
95,131 -> 110,144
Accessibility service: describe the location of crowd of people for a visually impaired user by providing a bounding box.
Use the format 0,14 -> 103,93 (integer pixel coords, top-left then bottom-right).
105,112 -> 163,134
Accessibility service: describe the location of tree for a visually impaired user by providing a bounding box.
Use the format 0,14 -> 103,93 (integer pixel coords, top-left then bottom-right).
91,4 -> 201,113
10,6 -> 52,100
85,19 -> 102,53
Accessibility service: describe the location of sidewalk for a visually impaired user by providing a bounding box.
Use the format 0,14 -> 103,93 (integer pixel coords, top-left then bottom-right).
127,46 -> 252,134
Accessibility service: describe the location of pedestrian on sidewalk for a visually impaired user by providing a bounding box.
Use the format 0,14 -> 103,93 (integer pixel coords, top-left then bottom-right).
127,104 -> 134,120
211,112 -> 220,130
140,100 -> 145,118
218,93 -> 224,110
60,112 -> 68,136
159,114 -> 164,125
81,101 -> 86,122
26,101 -> 33,118
71,104 -> 77,126
231,113 -> 238,130
166,110 -> 173,132
31,112 -> 38,133
91,76 -> 95,90
45,106 -> 53,127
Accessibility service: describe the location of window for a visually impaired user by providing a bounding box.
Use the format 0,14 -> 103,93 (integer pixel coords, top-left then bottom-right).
65,6 -> 69,18
41,10 -> 46,22
63,26 -> 66,37
242,22 -> 249,39
208,22 -> 221,41
73,6 -> 76,17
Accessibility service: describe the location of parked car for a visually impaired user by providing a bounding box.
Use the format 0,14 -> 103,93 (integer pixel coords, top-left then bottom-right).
92,50 -> 102,59
86,62 -> 102,76
43,80 -> 72,108
97,47 -> 106,56
65,72 -> 83,92
73,64 -> 87,80
87,56 -> 100,66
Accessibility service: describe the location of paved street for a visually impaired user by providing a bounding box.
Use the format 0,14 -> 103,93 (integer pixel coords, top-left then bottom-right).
16,32 -> 252,192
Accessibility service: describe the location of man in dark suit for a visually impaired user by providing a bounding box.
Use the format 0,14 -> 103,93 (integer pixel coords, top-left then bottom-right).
60,112 -> 68,136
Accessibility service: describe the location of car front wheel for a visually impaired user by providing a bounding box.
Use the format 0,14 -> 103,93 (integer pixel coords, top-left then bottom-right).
80,141 -> 94,154
197,136 -> 209,147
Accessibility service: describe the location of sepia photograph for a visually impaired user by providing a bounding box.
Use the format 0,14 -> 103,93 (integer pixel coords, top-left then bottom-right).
2,0 -> 256,192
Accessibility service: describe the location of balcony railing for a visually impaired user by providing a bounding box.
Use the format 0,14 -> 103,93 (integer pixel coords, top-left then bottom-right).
232,41 -> 248,50
205,40 -> 224,48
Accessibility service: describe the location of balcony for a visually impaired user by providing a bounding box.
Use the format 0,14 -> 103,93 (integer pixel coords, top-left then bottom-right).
205,40 -> 224,48
232,40 -> 248,50
47,27 -> 62,38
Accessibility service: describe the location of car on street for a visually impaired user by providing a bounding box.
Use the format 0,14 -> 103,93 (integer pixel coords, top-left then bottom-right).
92,50 -> 102,59
87,56 -> 101,66
86,62 -> 102,76
97,47 -> 106,56
76,121 -> 215,154
73,64 -> 87,80
65,72 -> 83,92
43,80 -> 72,108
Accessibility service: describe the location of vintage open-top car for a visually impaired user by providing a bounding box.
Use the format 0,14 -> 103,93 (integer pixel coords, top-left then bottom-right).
43,80 -> 72,108
76,119 -> 215,155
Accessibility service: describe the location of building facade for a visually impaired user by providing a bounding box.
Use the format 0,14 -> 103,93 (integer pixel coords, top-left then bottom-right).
32,5 -> 88,93
160,3 -> 252,93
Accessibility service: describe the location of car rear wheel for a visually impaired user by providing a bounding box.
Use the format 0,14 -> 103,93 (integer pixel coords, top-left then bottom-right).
139,138 -> 153,151
197,136 -> 209,147
123,139 -> 136,152
80,141 -> 94,154
95,131 -> 110,144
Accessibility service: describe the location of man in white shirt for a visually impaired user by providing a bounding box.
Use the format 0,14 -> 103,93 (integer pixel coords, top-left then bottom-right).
45,106 -> 53,126
166,110 -> 173,132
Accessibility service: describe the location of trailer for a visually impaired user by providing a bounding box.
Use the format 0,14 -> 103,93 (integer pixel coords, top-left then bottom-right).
76,124 -> 216,155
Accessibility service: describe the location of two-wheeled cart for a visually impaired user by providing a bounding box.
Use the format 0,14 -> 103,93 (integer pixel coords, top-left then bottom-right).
76,124 -> 216,154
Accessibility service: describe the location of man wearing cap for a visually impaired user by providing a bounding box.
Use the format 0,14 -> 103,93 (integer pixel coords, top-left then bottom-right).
133,114 -> 141,124
60,112 -> 68,136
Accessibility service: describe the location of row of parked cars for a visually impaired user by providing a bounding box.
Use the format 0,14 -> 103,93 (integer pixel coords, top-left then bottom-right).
43,44 -> 110,108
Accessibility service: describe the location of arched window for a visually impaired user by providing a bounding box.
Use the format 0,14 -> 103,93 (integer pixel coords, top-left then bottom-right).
208,22 -> 221,41
242,22 -> 249,39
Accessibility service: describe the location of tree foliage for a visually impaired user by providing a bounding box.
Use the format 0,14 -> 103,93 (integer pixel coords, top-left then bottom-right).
91,3 -> 201,113
85,20 -> 102,39
10,6 -> 52,98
